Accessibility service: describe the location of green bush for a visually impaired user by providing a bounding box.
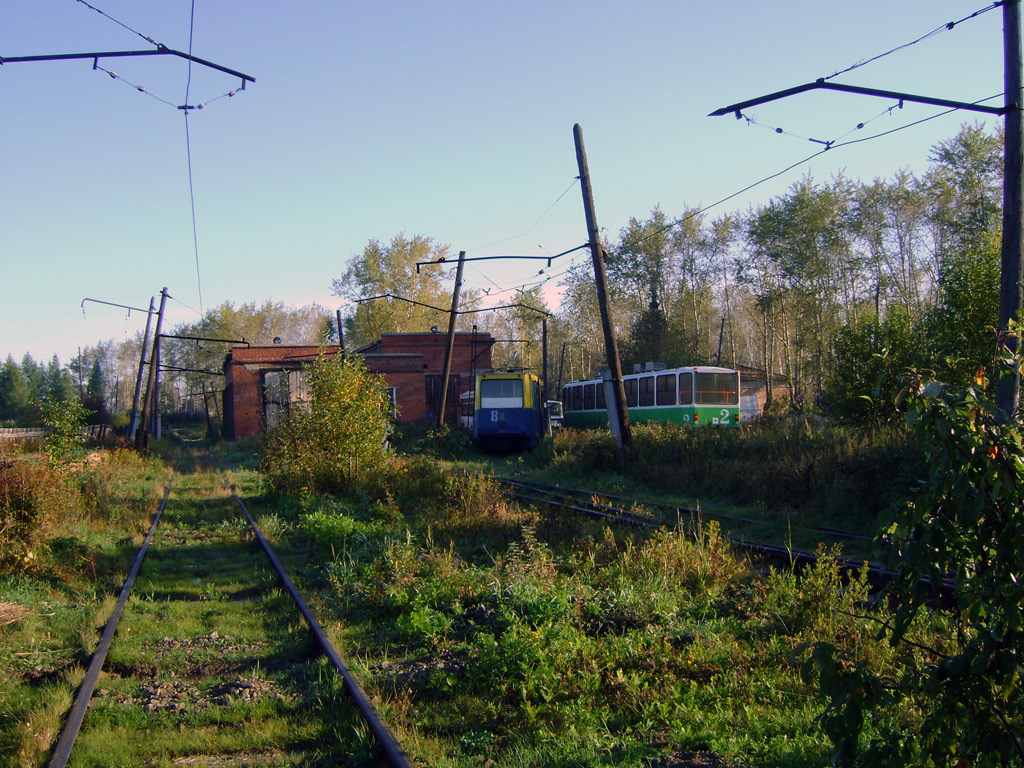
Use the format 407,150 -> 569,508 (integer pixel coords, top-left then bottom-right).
0,450 -> 80,575
262,351 -> 394,495
802,357 -> 1024,766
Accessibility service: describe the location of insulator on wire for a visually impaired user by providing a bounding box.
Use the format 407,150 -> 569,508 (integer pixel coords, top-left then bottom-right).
108,71 -> 117,78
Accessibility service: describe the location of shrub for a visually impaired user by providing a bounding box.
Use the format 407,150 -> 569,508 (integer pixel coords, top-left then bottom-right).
802,356 -> 1024,766
0,451 -> 80,575
262,351 -> 394,495
41,398 -> 90,471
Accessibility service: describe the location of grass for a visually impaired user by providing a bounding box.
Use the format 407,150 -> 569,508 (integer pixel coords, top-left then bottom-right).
1,418 -> 953,766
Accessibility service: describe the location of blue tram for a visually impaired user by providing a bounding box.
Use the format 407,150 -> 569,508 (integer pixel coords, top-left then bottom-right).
473,372 -> 545,452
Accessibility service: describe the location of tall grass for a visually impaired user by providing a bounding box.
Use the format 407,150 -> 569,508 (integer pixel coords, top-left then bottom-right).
542,419 -> 922,530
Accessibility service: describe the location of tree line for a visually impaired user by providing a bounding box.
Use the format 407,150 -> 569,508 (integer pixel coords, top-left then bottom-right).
0,122 -> 1004,429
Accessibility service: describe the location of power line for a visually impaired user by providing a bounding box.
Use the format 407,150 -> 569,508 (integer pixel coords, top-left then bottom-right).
74,0 -> 161,47
614,93 -> 1005,258
824,2 -> 1002,82
183,0 -> 203,317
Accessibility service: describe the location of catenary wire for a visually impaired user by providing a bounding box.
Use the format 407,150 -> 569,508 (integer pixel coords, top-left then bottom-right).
613,92 -> 1004,258
74,0 -> 161,47
823,2 -> 1001,82
183,0 -> 204,317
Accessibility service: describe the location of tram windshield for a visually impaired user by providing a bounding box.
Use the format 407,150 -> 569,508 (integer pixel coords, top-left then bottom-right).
480,378 -> 524,407
695,371 -> 739,405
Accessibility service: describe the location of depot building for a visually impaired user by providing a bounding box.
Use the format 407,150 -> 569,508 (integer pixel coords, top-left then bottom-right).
222,331 -> 494,439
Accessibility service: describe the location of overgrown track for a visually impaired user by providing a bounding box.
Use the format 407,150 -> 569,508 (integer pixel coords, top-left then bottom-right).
491,475 -> 955,600
48,447 -> 414,768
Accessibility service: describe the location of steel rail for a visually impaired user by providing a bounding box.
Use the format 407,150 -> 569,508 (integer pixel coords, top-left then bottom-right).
494,475 -> 872,542
487,474 -> 956,601
211,457 -> 414,768
47,451 -> 181,768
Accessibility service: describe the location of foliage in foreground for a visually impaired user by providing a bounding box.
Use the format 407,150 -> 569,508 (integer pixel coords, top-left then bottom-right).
802,354 -> 1024,767
0,444 -> 165,765
285,462 -> 955,767
262,351 -> 395,495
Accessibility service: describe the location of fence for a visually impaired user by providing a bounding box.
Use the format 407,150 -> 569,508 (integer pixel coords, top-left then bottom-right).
0,425 -> 113,441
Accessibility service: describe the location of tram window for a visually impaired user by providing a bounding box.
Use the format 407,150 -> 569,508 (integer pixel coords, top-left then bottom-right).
679,372 -> 693,404
480,378 -> 522,400
656,373 -> 676,405
572,385 -> 583,412
638,376 -> 655,407
583,383 -> 596,410
624,378 -> 638,408
695,372 -> 739,405
596,382 -> 606,409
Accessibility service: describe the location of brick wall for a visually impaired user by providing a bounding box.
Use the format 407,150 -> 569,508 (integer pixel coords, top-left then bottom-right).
223,334 -> 492,439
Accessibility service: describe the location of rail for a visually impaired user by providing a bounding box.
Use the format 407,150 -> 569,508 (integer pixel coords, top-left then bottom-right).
47,447 -> 414,768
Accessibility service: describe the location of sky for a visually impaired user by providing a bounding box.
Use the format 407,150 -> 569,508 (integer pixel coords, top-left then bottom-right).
0,0 -> 1009,365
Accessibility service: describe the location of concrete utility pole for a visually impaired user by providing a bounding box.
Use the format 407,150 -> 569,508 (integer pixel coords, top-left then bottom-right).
998,0 -> 1024,419
136,287 -> 167,453
574,124 -> 631,447
436,250 -> 466,429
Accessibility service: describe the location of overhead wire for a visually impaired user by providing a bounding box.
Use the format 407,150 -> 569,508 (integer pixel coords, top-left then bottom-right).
607,3 -> 1006,261
608,91 -> 1004,260
823,2 -> 1002,82
74,0 -> 161,47
183,0 -> 204,317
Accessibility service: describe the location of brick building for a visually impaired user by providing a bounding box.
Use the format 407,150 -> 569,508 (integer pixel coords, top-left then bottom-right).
222,331 -> 494,439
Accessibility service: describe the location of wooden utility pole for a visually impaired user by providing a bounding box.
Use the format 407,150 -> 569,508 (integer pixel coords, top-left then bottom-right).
574,124 -> 630,447
436,250 -> 466,429
136,287 -> 167,453
128,296 -> 155,439
542,318 -> 549,401
998,0 -> 1024,419
336,309 -> 346,352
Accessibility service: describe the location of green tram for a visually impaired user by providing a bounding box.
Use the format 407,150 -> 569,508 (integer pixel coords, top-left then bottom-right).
561,365 -> 741,429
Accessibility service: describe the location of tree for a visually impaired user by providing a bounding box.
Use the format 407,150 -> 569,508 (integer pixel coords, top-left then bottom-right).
44,355 -> 75,404
820,308 -> 921,426
162,299 -> 332,416
0,356 -> 29,425
332,234 -> 472,349
477,287 -> 550,373
83,358 -> 108,423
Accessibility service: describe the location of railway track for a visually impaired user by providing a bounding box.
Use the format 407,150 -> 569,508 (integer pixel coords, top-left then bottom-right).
48,446 -> 413,768
489,475 -> 955,600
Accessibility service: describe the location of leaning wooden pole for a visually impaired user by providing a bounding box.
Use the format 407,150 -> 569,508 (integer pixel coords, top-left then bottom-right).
136,288 -> 167,453
128,296 -> 155,439
998,0 -> 1024,419
574,124 -> 630,447
436,251 -> 466,429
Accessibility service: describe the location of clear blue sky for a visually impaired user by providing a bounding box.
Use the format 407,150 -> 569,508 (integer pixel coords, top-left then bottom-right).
0,0 -> 1006,364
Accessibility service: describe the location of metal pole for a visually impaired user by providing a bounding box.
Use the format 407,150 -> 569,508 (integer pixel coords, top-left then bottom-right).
128,297 -> 154,439
998,0 -> 1024,419
436,251 -> 466,429
574,124 -> 630,447
336,308 -> 345,352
